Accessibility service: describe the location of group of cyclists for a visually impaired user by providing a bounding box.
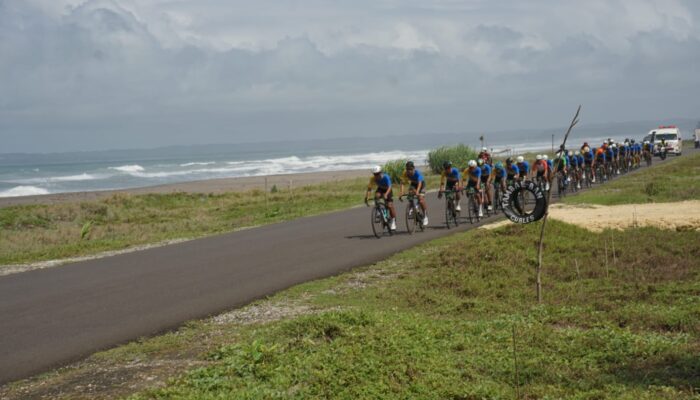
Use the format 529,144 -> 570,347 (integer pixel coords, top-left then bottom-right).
364,137 -> 658,232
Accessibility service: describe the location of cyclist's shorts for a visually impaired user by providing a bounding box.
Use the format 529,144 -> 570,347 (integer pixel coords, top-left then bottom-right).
494,176 -> 503,184
375,188 -> 393,202
446,181 -> 458,191
480,176 -> 489,184
466,180 -> 478,189
410,182 -> 425,194
536,171 -> 546,178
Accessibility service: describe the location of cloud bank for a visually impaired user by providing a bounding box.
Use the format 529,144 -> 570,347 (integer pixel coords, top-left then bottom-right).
1,0 -> 699,152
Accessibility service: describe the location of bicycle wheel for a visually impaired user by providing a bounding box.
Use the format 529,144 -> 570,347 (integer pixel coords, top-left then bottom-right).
445,199 -> 452,229
417,206 -> 425,232
452,199 -> 461,226
405,203 -> 416,235
371,206 -> 384,238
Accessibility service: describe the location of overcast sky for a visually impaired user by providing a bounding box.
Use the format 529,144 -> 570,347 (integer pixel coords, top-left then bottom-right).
1,0 -> 699,152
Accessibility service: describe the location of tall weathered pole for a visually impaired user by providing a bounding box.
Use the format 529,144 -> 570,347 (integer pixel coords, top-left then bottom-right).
537,105 -> 581,303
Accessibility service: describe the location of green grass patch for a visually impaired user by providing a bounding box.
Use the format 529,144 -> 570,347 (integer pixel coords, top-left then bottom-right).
125,221 -> 700,400
564,151 -> 700,205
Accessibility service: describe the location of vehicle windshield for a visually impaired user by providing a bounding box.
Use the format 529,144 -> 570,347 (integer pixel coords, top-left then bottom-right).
656,133 -> 678,141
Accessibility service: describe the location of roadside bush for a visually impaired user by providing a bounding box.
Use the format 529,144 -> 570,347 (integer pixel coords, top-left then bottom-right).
427,144 -> 478,174
382,159 -> 407,184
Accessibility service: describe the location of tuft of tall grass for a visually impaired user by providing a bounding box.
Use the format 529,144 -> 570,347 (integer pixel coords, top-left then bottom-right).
427,144 -> 478,174
382,159 -> 407,184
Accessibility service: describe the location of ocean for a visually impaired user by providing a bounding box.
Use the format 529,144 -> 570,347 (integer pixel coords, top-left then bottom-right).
0,130 -> 643,198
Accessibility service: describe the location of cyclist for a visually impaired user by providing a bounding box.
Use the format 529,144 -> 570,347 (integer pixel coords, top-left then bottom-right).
582,145 -> 595,182
569,150 -> 581,189
543,154 -> 553,170
399,161 -> 429,226
477,158 -> 493,211
553,150 -> 569,188
575,150 -> 585,187
365,165 -> 397,231
438,161 -> 462,211
516,156 -> 530,181
494,161 -> 507,192
462,160 -> 483,217
505,157 -> 520,182
532,154 -> 550,191
478,147 -> 492,165
642,140 -> 653,165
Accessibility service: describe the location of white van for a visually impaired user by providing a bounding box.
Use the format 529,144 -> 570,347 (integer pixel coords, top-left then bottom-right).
645,125 -> 682,156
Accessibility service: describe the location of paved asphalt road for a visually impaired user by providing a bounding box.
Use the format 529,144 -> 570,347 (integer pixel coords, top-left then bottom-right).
0,150 -> 692,384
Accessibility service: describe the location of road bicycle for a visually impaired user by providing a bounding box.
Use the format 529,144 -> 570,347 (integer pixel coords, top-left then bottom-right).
464,186 -> 482,224
366,197 -> 393,238
440,188 -> 460,229
400,190 -> 425,235
556,169 -> 568,197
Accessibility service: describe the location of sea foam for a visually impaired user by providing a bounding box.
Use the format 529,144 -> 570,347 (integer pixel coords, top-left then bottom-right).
0,186 -> 50,198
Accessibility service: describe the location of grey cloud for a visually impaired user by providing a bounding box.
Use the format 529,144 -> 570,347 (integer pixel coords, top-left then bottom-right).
1,0 -> 699,152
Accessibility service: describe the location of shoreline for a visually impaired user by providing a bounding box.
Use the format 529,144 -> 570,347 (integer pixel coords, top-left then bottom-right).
0,169 -> 372,208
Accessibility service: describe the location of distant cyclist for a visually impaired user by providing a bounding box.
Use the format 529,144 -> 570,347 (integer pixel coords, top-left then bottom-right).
438,161 -> 462,211
477,158 -> 493,211
505,157 -> 520,182
516,156 -> 530,180
532,154 -> 550,191
478,147 -> 492,165
399,161 -> 429,226
365,165 -> 397,231
493,161 -> 507,192
462,160 -> 483,217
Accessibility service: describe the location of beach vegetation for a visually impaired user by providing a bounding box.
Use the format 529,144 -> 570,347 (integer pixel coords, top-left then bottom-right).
427,144 -> 478,174
381,159 -> 407,184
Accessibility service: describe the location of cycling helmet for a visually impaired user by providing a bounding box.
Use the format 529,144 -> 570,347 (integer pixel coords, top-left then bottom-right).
505,157 -> 513,164
371,165 -> 382,174
476,159 -> 484,166
643,140 -> 649,144
495,161 -> 504,169
405,160 -> 415,169
536,154 -> 543,160
543,154 -> 549,160
583,146 -> 590,152
481,147 -> 488,152
516,156 -> 524,163
575,150 -> 580,155
611,143 -> 617,148
442,161 -> 452,169
468,160 -> 477,167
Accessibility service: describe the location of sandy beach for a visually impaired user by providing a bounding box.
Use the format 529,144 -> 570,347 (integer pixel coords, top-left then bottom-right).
0,169 -> 371,208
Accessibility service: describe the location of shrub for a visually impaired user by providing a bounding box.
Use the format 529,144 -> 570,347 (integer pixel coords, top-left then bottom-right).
383,159 -> 408,184
427,144 -> 478,174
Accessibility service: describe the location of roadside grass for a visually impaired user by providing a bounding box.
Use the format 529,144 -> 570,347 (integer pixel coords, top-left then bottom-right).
0,175 -> 440,266
564,151 -> 700,205
3,221 -> 698,399
90,221 -> 699,400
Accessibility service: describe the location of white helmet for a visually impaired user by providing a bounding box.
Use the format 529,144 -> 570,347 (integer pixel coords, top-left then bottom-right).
543,154 -> 549,160
611,143 -> 617,148
516,156 -> 524,163
468,159 -> 477,167
583,146 -> 590,152
371,165 -> 382,174
644,140 -> 649,144
481,147 -> 488,152
575,150 -> 580,155
536,154 -> 543,160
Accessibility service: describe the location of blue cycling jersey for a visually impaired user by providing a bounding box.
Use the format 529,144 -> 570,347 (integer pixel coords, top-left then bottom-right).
480,164 -> 492,177
570,155 -> 579,167
401,169 -> 424,185
494,165 -> 506,178
506,164 -> 520,177
368,173 -> 391,190
517,161 -> 530,175
577,154 -> 585,165
546,160 -> 553,169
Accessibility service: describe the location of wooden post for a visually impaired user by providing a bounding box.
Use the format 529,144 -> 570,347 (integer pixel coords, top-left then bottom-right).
536,106 -> 581,303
